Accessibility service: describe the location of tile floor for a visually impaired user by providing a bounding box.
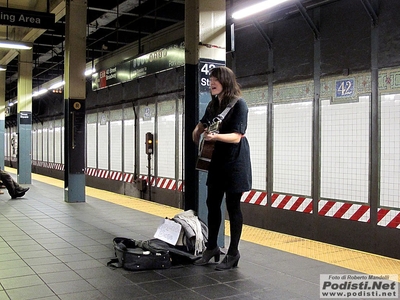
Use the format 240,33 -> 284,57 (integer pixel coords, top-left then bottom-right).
0,175 -> 394,300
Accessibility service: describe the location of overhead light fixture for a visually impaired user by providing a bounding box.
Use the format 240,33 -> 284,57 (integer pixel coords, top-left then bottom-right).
232,0 -> 291,19
49,81 -> 65,89
32,89 -> 48,97
0,39 -> 32,50
0,65 -> 6,71
85,68 -> 96,76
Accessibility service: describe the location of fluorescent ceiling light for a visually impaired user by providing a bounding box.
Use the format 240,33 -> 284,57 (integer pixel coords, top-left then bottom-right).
49,81 -> 65,89
0,39 -> 32,50
85,68 -> 96,76
232,0 -> 291,19
32,89 -> 48,97
0,65 -> 6,71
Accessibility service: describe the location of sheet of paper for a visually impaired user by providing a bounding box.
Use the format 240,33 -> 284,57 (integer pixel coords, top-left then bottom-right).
154,218 -> 182,245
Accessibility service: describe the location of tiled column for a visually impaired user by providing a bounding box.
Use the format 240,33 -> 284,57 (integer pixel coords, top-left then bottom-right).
0,71 -> 5,170
64,0 -> 87,202
184,0 -> 226,245
17,48 -> 33,184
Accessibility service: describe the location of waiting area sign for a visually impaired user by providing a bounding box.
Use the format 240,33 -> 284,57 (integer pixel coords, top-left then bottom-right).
0,7 -> 55,29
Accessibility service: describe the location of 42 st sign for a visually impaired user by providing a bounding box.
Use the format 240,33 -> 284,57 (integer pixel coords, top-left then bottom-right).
333,78 -> 357,103
199,59 -> 225,93
198,59 -> 225,117
335,78 -> 355,97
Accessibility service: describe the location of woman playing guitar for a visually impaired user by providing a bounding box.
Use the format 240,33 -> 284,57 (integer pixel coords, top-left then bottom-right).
192,66 -> 252,271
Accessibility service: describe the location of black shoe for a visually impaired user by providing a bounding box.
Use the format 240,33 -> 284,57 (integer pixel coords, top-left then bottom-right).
12,187 -> 29,199
16,187 -> 29,194
215,252 -> 240,271
193,247 -> 221,266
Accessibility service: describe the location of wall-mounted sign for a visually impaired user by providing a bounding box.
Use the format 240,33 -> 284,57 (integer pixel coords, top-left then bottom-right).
143,107 -> 152,121
0,7 -> 55,29
335,78 -> 355,98
19,111 -> 32,124
333,78 -> 358,104
92,40 -> 185,91
198,58 -> 225,117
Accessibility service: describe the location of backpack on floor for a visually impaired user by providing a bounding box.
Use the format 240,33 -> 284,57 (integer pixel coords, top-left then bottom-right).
107,237 -> 171,271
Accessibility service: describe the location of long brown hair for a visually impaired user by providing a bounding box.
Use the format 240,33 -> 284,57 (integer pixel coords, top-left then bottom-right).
208,66 -> 241,115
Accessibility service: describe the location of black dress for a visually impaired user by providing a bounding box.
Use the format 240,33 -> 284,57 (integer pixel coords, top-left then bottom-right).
200,98 -> 252,193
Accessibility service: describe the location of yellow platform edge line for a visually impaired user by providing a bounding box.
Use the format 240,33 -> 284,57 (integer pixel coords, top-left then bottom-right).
18,169 -> 400,281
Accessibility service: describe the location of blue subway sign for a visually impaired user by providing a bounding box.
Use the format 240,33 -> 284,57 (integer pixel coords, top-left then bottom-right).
335,78 -> 355,98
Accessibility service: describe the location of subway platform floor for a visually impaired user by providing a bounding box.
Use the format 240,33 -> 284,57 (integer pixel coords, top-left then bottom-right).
0,168 -> 399,300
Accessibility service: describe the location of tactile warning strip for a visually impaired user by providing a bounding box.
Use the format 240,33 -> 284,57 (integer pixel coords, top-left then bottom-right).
24,170 -> 400,282
236,223 -> 400,281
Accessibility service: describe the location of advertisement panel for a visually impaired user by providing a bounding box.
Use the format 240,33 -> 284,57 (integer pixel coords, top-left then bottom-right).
92,40 -> 185,91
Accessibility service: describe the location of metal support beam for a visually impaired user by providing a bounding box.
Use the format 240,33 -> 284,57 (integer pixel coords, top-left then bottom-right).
360,0 -> 378,26
296,1 -> 320,40
368,0 -> 379,227
253,21 -> 273,50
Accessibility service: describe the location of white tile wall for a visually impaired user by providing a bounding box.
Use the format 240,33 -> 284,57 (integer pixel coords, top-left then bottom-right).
123,119 -> 135,173
273,101 -> 313,196
139,104 -> 155,175
247,106 -> 267,190
31,126 -> 37,161
48,124 -> 54,163
110,120 -> 122,171
86,123 -> 97,168
37,128 -> 43,162
321,96 -> 369,202
157,111 -> 176,178
54,126 -> 63,164
178,111 -> 183,181
43,126 -> 48,162
98,117 -> 109,170
380,94 -> 400,209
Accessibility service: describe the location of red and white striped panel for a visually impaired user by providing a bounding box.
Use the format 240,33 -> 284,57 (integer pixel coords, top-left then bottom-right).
109,171 -> 123,181
32,161 -> 65,171
85,168 -> 97,177
377,208 -> 400,229
241,191 -> 313,213
97,169 -> 109,179
156,177 -> 182,190
271,194 -> 313,213
54,163 -> 64,171
318,200 -> 370,222
138,175 -> 154,186
138,175 -> 183,191
241,190 -> 268,206
37,161 -> 45,167
124,173 -> 134,183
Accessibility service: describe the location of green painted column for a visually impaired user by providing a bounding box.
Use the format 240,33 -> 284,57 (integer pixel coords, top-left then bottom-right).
17,48 -> 33,184
64,0 -> 87,203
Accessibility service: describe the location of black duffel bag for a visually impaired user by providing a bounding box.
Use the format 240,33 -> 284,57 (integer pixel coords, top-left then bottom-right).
108,237 -> 171,271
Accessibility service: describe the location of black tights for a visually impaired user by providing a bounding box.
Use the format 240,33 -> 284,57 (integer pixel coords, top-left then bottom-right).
206,186 -> 243,256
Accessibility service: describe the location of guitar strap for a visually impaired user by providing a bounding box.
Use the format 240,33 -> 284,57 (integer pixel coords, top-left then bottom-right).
214,97 -> 240,123
203,98 -> 240,133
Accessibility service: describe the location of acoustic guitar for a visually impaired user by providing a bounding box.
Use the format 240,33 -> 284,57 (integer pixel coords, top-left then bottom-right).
195,121 -> 220,172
